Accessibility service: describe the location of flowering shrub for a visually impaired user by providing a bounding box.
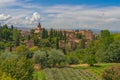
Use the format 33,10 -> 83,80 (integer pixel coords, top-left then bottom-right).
102,65 -> 120,80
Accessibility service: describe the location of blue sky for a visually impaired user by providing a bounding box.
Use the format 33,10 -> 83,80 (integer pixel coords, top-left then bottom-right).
27,0 -> 120,6
0,0 -> 120,31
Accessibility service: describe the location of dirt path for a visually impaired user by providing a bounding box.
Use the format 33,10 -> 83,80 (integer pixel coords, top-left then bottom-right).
70,64 -> 89,67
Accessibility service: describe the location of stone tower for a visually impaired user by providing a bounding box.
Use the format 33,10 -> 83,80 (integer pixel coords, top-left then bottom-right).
34,22 -> 42,33
37,22 -> 41,28
85,30 -> 93,40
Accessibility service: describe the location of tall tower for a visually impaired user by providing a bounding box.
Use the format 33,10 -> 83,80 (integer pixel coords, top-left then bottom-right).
34,22 -> 42,33
85,30 -> 93,40
37,22 -> 41,28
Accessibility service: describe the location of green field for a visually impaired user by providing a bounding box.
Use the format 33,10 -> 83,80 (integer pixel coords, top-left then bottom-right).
34,63 -> 119,80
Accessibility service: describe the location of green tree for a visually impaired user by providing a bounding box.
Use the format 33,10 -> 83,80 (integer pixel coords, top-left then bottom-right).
0,73 -> 15,80
84,54 -> 97,66
33,50 -> 48,68
48,49 -> 66,67
103,40 -> 120,63
49,28 -> 54,38
99,30 -> 113,50
3,28 -> 12,41
79,38 -> 85,49
3,24 -> 8,29
0,56 -> 34,80
0,42 -> 5,50
15,45 -> 33,59
66,53 -> 79,64
96,30 -> 113,62
42,28 -> 48,39
0,69 -> 15,80
15,45 -> 28,53
39,39 -> 51,48
11,25 -> 14,30
13,29 -> 20,46
56,37 -> 59,49
29,46 -> 39,52
84,40 -> 97,66
5,42 -> 14,52
33,35 -> 40,46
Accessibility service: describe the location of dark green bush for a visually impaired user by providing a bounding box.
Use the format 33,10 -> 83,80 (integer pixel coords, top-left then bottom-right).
102,65 -> 120,80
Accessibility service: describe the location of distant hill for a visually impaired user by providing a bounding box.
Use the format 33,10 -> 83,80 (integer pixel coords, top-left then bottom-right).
16,26 -> 120,33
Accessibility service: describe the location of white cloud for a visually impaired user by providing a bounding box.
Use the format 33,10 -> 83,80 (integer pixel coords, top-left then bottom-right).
0,0 -> 16,7
24,12 -> 41,24
30,12 -> 41,22
0,14 -> 11,21
0,0 -> 15,3
0,1 -> 120,31
41,5 -> 120,31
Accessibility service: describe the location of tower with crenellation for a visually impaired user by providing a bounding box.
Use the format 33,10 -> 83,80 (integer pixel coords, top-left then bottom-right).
79,29 -> 94,41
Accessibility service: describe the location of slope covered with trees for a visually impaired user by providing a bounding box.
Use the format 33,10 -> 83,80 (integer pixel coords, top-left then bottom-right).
0,23 -> 120,80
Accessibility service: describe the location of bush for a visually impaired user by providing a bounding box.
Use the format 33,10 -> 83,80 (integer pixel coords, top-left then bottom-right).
15,45 -> 33,59
33,49 -> 66,68
84,54 -> 97,66
102,65 -> 120,80
0,52 -> 18,62
0,42 -> 5,50
0,56 -> 34,80
29,46 -> 39,52
0,72 -> 15,80
48,49 -> 66,67
33,50 -> 48,68
15,45 -> 28,53
67,54 -> 79,64
103,40 -> 120,63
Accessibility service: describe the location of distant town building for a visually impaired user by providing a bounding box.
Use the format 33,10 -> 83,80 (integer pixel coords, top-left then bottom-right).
79,29 -> 94,41
20,30 -> 30,37
58,29 -> 94,48
68,39 -> 76,49
33,23 -> 94,48
79,30 -> 86,36
85,30 -> 94,41
74,39 -> 81,43
59,40 -> 65,48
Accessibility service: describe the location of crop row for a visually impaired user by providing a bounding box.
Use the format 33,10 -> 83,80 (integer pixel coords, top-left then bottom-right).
44,68 -> 100,80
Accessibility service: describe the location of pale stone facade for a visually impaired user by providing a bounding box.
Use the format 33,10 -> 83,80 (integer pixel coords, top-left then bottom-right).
20,30 -> 30,37
79,29 -> 93,41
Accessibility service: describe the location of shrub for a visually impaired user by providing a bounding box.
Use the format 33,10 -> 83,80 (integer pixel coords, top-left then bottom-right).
29,46 -> 39,52
102,65 -> 120,80
48,49 -> 66,67
0,72 -> 15,80
33,50 -> 48,68
84,54 -> 97,66
0,56 -> 34,80
103,40 -> 120,63
15,45 -> 28,53
33,49 -> 66,68
0,52 -> 18,61
67,54 -> 79,64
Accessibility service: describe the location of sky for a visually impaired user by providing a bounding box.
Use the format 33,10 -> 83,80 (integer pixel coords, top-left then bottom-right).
0,0 -> 120,31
